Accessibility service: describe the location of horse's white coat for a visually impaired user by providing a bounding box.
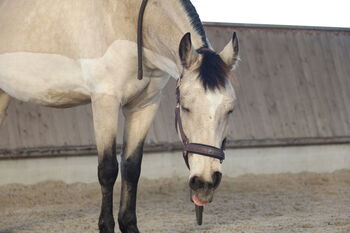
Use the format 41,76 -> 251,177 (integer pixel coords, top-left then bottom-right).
0,40 -> 176,107
207,91 -> 224,116
0,0 -> 240,206
0,52 -> 89,106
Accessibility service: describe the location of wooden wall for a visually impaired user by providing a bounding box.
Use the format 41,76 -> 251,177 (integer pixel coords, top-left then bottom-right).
1,24 -> 350,158
206,24 -> 350,140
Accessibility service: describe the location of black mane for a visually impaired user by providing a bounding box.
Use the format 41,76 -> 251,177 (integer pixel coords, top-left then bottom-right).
179,0 -> 208,47
197,49 -> 230,90
179,1 -> 228,90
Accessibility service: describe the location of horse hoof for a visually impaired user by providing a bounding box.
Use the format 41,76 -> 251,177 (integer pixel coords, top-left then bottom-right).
99,225 -> 115,233
99,217 -> 115,233
119,224 -> 140,233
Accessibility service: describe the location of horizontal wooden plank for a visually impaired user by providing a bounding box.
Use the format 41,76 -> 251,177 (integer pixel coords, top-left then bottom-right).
2,137 -> 350,160
203,22 -> 350,32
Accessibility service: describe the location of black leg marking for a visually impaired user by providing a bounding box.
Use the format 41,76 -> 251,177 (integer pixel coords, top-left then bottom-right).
98,140 -> 118,233
118,141 -> 144,233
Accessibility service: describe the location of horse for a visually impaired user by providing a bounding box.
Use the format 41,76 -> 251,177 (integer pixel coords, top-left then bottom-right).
0,0 -> 239,232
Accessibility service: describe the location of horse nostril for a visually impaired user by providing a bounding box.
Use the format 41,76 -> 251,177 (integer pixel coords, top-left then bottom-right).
189,176 -> 205,191
212,172 -> 222,189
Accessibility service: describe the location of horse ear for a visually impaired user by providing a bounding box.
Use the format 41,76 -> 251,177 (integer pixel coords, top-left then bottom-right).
219,32 -> 240,70
179,33 -> 198,68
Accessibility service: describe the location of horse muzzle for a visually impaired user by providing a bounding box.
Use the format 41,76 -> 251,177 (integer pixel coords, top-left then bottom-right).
189,171 -> 222,205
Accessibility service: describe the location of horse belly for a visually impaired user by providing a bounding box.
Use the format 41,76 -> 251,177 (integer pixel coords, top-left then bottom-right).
0,52 -> 90,107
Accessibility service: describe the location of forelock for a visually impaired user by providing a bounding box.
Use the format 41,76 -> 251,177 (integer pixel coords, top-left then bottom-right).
197,49 -> 230,91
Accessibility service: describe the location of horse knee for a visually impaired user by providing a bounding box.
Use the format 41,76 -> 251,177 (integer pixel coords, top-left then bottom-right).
98,155 -> 118,188
121,156 -> 142,184
98,139 -> 119,187
121,142 -> 144,184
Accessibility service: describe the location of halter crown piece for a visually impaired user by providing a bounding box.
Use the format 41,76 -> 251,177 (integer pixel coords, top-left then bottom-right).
137,0 -> 226,169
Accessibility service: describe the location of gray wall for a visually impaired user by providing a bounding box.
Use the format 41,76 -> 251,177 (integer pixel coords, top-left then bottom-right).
1,24 -> 350,158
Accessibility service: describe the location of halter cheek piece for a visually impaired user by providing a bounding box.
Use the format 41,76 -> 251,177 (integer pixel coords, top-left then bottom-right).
137,0 -> 225,169
175,77 -> 226,169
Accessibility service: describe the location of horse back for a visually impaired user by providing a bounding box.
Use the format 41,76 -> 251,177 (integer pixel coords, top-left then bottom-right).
0,0 -> 135,59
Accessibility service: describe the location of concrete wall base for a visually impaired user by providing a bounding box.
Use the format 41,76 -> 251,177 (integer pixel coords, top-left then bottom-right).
1,144 -> 350,185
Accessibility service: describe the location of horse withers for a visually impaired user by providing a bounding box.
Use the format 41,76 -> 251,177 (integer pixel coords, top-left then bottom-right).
0,0 -> 239,232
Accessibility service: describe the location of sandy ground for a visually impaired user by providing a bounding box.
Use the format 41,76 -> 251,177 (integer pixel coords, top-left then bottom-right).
1,170 -> 350,233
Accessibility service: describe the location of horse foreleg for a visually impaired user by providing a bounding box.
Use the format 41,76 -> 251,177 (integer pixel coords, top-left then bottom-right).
92,94 -> 120,233
0,90 -> 10,127
118,100 -> 160,233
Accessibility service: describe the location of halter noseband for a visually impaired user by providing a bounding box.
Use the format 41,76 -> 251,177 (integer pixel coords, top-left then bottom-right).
137,0 -> 225,169
175,77 -> 226,169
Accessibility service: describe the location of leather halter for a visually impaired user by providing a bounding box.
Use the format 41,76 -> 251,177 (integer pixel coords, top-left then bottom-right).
137,0 -> 226,169
175,77 -> 226,169
137,0 -> 149,80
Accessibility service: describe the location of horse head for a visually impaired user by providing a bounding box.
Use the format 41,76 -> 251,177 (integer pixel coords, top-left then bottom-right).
177,32 -> 239,206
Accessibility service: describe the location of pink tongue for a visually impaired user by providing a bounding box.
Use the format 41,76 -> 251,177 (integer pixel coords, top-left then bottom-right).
192,194 -> 209,206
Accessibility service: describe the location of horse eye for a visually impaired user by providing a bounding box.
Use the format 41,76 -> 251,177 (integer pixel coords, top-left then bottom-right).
182,106 -> 190,113
227,109 -> 234,115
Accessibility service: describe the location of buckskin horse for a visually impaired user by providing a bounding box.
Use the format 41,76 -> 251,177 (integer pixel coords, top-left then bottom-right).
0,0 -> 239,232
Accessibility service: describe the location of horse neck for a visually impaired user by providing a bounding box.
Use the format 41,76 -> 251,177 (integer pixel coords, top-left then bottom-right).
143,0 -> 208,77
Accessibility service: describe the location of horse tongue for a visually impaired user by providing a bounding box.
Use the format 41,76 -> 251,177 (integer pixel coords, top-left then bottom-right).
192,194 -> 209,206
